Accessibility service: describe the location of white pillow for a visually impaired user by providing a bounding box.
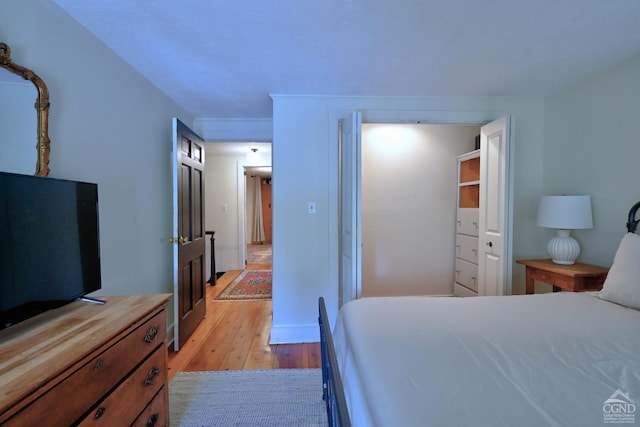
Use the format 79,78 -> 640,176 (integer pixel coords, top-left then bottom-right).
598,232 -> 640,310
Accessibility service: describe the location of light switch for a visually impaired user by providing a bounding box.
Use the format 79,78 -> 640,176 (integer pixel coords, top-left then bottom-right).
308,201 -> 316,214
222,204 -> 228,212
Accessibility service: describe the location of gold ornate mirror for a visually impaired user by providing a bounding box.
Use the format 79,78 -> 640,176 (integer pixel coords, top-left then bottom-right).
0,42 -> 50,176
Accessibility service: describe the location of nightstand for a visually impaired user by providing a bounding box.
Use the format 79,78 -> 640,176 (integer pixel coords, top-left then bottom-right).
516,259 -> 609,295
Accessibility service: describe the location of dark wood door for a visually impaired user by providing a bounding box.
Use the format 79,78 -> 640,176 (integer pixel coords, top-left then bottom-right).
173,118 -> 206,350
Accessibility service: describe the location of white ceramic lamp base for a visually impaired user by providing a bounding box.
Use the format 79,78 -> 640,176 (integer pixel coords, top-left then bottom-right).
548,229 -> 580,265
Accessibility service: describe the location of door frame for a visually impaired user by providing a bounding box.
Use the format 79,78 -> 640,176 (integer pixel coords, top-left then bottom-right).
338,113 -> 362,308
331,109 -> 514,313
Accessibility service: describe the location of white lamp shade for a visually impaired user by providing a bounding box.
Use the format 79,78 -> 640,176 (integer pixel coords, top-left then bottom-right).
537,195 -> 593,230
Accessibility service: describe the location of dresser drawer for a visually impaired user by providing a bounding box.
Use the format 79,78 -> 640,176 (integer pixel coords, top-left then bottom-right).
132,387 -> 168,427
79,346 -> 166,426
456,208 -> 479,236
455,234 -> 478,264
6,309 -> 166,427
455,258 -> 478,292
454,282 -> 478,297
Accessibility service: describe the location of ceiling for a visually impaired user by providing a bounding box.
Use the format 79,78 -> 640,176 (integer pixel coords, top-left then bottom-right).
205,142 -> 271,157
50,0 -> 640,119
207,142 -> 272,177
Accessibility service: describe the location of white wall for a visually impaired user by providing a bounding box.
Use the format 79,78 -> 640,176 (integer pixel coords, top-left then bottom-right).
203,153 -> 246,273
0,82 -> 35,175
361,123 -> 478,296
1,0 -> 194,337
271,95 -> 545,343
195,118 -> 272,142
543,55 -> 640,266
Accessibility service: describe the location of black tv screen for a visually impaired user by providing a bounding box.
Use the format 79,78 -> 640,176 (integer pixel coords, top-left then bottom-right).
0,171 -> 101,329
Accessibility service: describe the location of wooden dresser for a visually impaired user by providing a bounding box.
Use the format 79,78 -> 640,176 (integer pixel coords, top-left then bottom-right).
0,294 -> 171,426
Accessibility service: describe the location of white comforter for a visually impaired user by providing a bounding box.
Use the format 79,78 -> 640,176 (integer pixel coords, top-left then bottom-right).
333,293 -> 640,427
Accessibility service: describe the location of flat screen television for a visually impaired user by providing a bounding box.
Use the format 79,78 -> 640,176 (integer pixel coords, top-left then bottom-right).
0,171 -> 101,330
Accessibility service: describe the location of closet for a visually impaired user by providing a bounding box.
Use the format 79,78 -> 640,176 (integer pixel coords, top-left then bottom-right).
342,115 -> 510,303
454,150 -> 480,296
360,124 -> 479,297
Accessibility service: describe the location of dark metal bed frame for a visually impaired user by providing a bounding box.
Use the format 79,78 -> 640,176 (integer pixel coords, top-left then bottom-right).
627,201 -> 640,233
318,297 -> 351,427
319,201 -> 640,426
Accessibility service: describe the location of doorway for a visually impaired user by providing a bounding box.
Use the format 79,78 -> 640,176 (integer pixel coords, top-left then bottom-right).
244,166 -> 272,267
203,142 -> 272,278
336,111 -> 513,308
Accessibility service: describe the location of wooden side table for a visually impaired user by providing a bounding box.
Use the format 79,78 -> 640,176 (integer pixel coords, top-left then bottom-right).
516,259 -> 609,295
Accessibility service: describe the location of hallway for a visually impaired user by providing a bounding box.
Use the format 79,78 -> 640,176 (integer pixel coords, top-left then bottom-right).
167,264 -> 320,381
246,243 -> 272,265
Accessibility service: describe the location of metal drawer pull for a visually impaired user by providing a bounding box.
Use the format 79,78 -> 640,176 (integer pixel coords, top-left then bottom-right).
94,407 -> 106,419
144,326 -> 159,343
146,414 -> 159,427
94,358 -> 104,370
144,367 -> 161,385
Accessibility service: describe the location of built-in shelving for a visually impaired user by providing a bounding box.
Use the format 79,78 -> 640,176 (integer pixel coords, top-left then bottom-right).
454,150 -> 480,297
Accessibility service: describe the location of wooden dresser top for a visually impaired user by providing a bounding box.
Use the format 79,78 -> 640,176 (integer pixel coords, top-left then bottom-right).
0,294 -> 171,415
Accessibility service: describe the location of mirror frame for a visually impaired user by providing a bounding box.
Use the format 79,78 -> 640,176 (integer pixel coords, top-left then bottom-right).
0,42 -> 50,176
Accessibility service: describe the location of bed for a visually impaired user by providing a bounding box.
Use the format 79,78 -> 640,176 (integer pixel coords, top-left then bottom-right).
319,201 -> 640,427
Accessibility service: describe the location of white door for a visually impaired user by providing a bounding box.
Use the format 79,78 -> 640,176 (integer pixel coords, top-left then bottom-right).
478,116 -> 510,296
338,112 -> 362,307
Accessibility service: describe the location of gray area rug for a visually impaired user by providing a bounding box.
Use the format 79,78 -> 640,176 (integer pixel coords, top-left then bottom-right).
169,369 -> 328,426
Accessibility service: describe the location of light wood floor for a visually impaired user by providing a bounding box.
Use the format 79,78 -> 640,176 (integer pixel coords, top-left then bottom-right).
167,265 -> 321,381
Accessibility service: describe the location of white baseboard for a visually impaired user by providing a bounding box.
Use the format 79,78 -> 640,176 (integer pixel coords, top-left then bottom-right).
269,323 -> 319,344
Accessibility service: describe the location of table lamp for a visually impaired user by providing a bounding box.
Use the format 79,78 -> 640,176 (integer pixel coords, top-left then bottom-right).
536,195 -> 593,265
